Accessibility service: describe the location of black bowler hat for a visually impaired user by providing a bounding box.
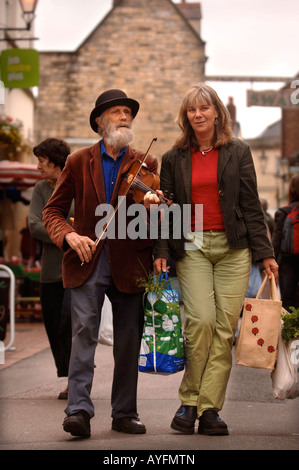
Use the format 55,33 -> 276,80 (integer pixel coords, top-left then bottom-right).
89,89 -> 140,133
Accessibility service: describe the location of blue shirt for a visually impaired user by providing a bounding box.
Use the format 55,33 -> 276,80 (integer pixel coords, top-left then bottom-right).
100,140 -> 126,203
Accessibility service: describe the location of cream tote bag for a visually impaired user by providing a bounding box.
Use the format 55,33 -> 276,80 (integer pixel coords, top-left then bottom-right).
235,275 -> 282,370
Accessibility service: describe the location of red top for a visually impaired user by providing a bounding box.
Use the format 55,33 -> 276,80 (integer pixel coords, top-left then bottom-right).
191,148 -> 225,231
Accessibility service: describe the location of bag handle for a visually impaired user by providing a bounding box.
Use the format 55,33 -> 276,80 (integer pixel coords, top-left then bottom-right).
158,271 -> 172,290
256,275 -> 280,301
159,271 -> 169,281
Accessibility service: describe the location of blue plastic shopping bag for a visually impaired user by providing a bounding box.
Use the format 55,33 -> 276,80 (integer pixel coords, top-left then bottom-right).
139,272 -> 185,374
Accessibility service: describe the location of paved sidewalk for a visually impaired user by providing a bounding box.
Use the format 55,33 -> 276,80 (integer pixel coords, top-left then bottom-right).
1,321 -> 48,369
0,321 -> 298,458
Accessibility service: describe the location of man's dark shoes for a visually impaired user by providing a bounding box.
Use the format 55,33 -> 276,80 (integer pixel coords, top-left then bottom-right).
198,410 -> 229,435
171,405 -> 197,434
112,417 -> 146,434
63,410 -> 91,438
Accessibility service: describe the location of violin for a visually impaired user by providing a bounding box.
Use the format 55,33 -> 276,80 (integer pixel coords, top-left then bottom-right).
121,160 -> 174,206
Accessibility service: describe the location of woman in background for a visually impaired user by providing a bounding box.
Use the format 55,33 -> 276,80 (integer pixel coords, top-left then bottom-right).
29,138 -> 73,399
272,174 -> 299,310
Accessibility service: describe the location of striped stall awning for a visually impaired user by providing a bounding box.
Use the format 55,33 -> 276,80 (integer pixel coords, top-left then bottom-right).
0,160 -> 41,189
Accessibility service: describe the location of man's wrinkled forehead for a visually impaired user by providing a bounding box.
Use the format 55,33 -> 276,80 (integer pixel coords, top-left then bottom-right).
103,105 -> 132,116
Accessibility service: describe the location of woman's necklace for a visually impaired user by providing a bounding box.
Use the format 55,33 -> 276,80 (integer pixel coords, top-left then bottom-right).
200,147 -> 213,155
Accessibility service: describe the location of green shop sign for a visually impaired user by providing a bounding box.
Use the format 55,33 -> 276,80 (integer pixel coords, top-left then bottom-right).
0,49 -> 39,88
247,85 -> 299,108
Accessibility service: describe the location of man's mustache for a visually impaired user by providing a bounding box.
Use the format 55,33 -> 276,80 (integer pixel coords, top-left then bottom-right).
115,122 -> 131,129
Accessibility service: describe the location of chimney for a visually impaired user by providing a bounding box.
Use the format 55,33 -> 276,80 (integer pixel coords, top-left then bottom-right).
226,97 -> 236,130
176,2 -> 201,36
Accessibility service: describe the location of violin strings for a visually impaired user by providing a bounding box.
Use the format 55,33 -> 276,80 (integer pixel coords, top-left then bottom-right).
132,179 -> 154,193
131,178 -> 167,202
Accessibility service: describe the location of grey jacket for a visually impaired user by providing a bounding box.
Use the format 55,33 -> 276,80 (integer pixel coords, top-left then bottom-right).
28,179 -> 74,283
153,139 -> 274,263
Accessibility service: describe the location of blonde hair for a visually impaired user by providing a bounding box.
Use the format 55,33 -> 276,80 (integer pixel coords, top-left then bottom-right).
174,83 -> 234,150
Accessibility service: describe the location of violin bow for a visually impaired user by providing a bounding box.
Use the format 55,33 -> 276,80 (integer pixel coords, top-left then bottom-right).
81,137 -> 157,266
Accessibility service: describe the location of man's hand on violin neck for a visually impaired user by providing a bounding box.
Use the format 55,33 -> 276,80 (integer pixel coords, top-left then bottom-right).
65,232 -> 96,264
143,190 -> 163,209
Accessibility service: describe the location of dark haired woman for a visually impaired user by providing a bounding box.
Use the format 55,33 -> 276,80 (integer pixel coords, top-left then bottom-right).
29,138 -> 74,399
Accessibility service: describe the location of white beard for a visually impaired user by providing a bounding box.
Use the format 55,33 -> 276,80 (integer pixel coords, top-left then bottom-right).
104,122 -> 134,150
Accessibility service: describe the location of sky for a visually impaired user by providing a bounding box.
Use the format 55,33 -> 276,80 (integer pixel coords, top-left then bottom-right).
34,0 -> 299,139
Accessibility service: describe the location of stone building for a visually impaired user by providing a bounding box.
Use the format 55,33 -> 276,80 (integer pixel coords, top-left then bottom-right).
34,0 -> 206,159
280,75 -> 299,160
247,121 -> 282,211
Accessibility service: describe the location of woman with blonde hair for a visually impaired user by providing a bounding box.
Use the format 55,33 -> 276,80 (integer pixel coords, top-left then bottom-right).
144,83 -> 278,436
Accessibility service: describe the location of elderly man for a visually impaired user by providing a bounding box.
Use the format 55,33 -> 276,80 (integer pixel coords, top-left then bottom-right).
43,89 -> 158,438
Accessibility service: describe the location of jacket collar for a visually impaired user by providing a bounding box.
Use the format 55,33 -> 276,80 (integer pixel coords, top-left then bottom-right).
179,147 -> 192,203
90,142 -> 105,204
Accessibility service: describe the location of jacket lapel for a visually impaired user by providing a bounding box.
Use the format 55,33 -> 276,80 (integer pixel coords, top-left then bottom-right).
90,142 -> 106,204
217,145 -> 232,182
110,145 -> 135,206
180,148 -> 192,203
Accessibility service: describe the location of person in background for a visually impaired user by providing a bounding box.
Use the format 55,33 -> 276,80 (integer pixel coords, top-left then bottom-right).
20,216 -> 40,266
144,83 -> 278,436
43,89 -> 158,439
260,198 -> 274,236
272,174 -> 299,310
29,138 -> 73,399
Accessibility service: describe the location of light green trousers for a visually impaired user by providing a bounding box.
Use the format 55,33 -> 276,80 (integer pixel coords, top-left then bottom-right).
176,231 -> 251,417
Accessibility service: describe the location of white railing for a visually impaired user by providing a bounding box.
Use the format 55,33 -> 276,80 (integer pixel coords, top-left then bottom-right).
0,264 -> 16,351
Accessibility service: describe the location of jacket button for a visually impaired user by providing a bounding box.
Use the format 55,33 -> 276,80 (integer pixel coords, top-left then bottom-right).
219,189 -> 224,196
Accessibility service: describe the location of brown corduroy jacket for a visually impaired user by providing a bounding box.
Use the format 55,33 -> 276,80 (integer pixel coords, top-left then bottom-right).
43,142 -> 158,292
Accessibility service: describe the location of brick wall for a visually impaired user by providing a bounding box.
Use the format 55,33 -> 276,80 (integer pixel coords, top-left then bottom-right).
281,108 -> 299,158
34,0 -> 206,160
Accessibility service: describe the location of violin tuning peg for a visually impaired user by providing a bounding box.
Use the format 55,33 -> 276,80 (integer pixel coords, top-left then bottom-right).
164,190 -> 169,197
169,193 -> 174,200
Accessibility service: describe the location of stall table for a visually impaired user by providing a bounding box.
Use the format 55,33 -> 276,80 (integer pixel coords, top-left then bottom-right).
8,265 -> 42,320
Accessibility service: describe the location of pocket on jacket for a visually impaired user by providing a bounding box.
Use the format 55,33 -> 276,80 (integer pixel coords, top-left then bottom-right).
234,207 -> 247,240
